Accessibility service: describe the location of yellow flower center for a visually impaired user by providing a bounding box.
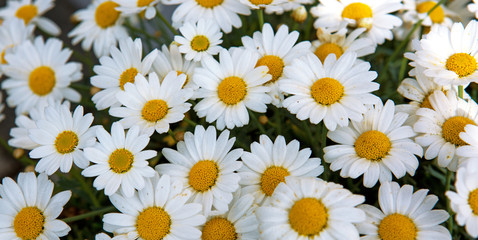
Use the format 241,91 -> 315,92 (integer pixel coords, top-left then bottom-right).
142,99 -> 169,122
119,67 -> 139,90
342,3 -> 373,21
176,71 -> 190,87
314,43 -> 344,63
15,4 -> 38,24
138,0 -> 155,7
468,189 -> 478,215
256,55 -> 284,84
416,1 -> 445,24
1,45 -> 13,64
189,160 -> 219,192
378,214 -> 417,240
55,131 -> 79,154
445,53 -> 477,78
249,0 -> 273,6
95,1 -> 120,28
14,207 -> 45,240
260,166 -> 290,196
195,0 -> 224,8
201,217 -> 237,240
136,207 -> 171,240
29,66 -> 56,96
109,149 -> 134,174
289,198 -> 328,236
355,130 -> 391,161
310,77 -> 344,105
217,76 -> 247,105
420,93 -> 433,109
191,35 -> 210,52
442,116 -> 475,146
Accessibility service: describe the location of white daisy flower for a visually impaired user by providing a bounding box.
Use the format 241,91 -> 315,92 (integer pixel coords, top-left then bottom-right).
1,36 -> 82,115
0,18 -> 34,75
256,176 -> 365,239
324,100 -> 423,188
358,181 -> 451,240
457,124 -> 478,168
312,27 -> 376,63
408,20 -> 478,86
239,0 -> 286,12
264,0 -> 313,15
175,19 -> 223,62
280,52 -> 380,131
68,0 -> 129,58
156,125 -> 243,216
28,103 -> 96,175
402,0 -> 454,28
446,166 -> 478,238
0,92 -> 4,124
468,0 -> 478,20
109,72 -> 193,136
114,0 -> 160,19
0,0 -> 60,36
163,0 -> 251,33
241,23 -> 311,106
152,44 -> 199,91
82,122 -> 157,197
193,48 -> 272,130
414,90 -> 478,171
0,172 -> 71,239
238,135 -> 323,204
310,0 -> 403,45
91,37 -> 158,110
103,174 -> 206,239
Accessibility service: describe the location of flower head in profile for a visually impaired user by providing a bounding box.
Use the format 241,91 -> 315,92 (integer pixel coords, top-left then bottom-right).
114,0 -> 160,19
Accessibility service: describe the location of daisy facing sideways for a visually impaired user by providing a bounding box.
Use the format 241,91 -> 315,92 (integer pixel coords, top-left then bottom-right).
114,0 -> 160,19
0,172 -> 71,239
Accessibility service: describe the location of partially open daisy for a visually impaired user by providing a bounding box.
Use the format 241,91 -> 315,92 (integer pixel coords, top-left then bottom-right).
257,176 -> 365,239
163,0 -> 250,33
91,37 -> 158,110
241,23 -> 311,106
414,90 -> 478,171
175,19 -> 223,62
310,0 -> 403,45
103,174 -> 206,239
109,72 -> 193,136
1,36 -> 82,115
358,181 -> 450,240
193,48 -> 272,130
409,20 -> 478,86
0,0 -> 60,36
238,135 -> 323,204
68,0 -> 129,57
402,0 -> 454,28
114,0 -> 160,19
457,124 -> 478,168
280,52 -> 380,131
156,125 -> 243,216
0,172 -> 71,239
0,18 -> 34,74
82,122 -> 157,197
324,100 -> 423,187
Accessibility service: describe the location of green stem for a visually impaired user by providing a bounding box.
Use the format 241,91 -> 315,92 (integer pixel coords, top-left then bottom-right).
445,169 -> 453,234
398,57 -> 408,82
257,9 -> 264,27
458,85 -> 464,99
183,117 -> 198,127
62,206 -> 115,223
274,106 -> 282,136
71,168 -> 101,208
249,110 -> 267,135
0,136 -> 36,166
168,129 -> 177,143
156,11 -> 179,35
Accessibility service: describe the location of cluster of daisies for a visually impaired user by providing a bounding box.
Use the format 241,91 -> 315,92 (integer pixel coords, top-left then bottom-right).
1,0 -> 478,239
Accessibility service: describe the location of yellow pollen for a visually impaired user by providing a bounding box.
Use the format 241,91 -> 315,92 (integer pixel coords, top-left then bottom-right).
249,0 -> 273,5
1,49 -> 6,64
15,4 -> 38,24
310,77 -> 344,105
109,149 -> 134,174
260,166 -> 290,196
202,217 -> 237,240
195,0 -> 224,8
14,207 -> 45,240
314,43 -> 344,63
420,93 -> 433,109
445,53 -> 477,78
136,207 -> 171,240
442,116 -> 475,146
217,76 -> 247,105
29,66 -> 56,96
191,35 -> 210,52
378,214 -> 417,240
355,130 -> 391,161
341,3 -> 373,21
55,131 -> 79,154
142,99 -> 169,122
95,1 -> 120,28
138,0 -> 155,7
189,160 -> 219,192
416,1 -> 445,23
468,189 -> 478,215
119,67 -> 138,90
256,55 -> 284,83
289,198 -> 328,236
